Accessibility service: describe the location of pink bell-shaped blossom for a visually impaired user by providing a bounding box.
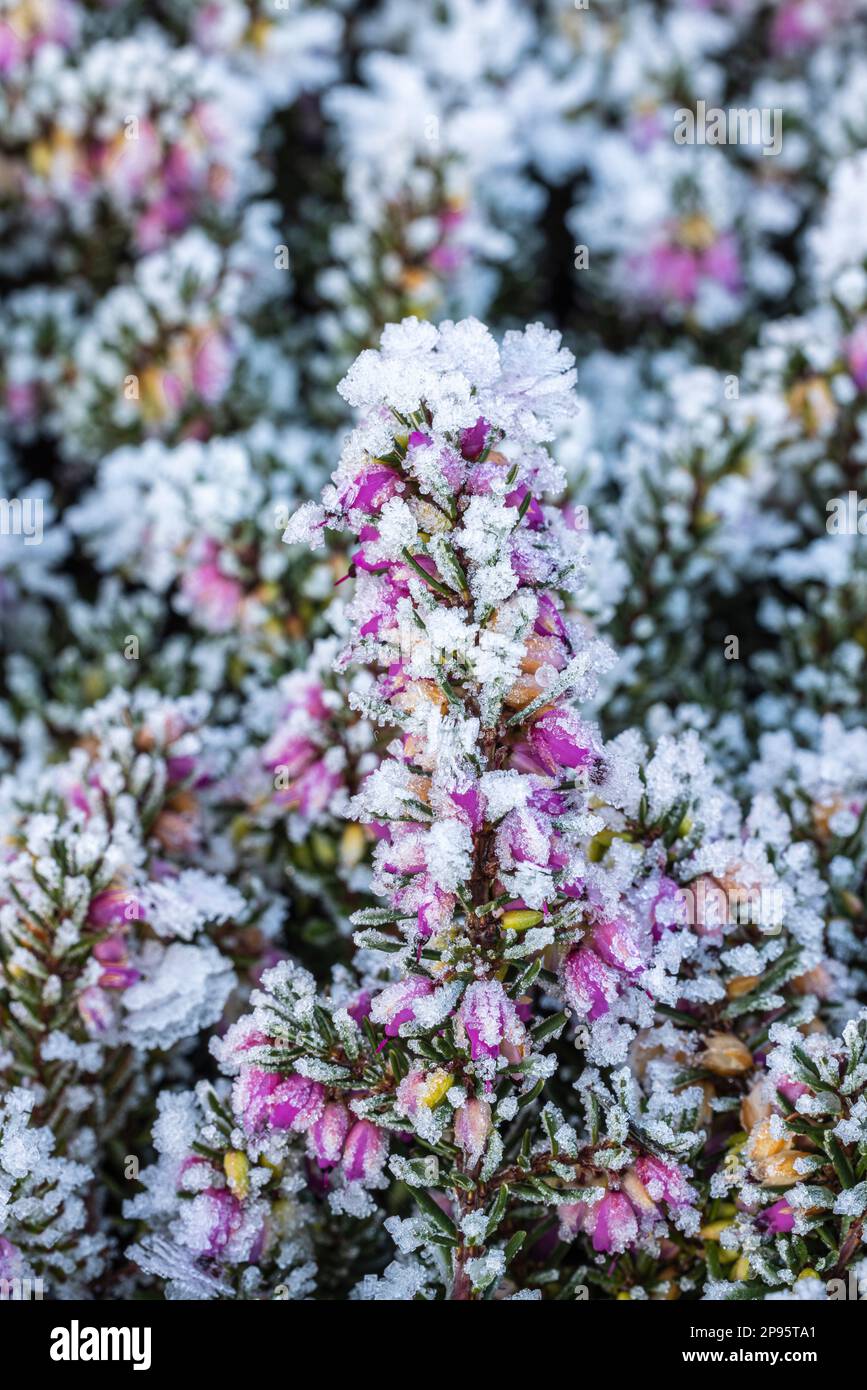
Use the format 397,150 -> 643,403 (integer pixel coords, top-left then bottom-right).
562,946 -> 620,1020
457,979 -> 523,1061
342,1120 -> 388,1185
308,1103 -> 351,1170
370,975 -> 434,1037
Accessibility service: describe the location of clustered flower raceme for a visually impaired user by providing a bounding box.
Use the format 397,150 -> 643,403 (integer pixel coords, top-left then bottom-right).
0,686 -> 297,1291
571,139 -> 793,332
122,316 -> 854,1302
0,1086 -> 109,1300
69,427 -> 331,656
0,689 -> 269,1116
213,638 -> 379,869
124,1079 -> 319,1301
0,22 -> 266,275
161,0 -> 343,108
701,1010 -> 867,1299
316,46 -> 539,382
572,134 -> 867,742
0,216 -> 292,463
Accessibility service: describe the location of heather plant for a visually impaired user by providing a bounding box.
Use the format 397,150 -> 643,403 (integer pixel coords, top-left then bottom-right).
119,317 -> 861,1300
704,1010 -> 867,1299
0,689 -> 269,1132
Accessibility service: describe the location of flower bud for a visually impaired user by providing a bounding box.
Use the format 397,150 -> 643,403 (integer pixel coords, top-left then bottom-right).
757,1150 -> 803,1187
699,1032 -> 753,1076
631,1156 -> 692,1209
560,1187 -> 636,1253
370,976 -> 434,1037
527,706 -> 593,775
419,1069 -> 453,1109
453,1098 -> 492,1167
457,979 -> 523,1060
501,909 -> 543,932
342,1120 -> 388,1186
562,946 -> 620,1020
761,1198 -> 795,1233
77,984 -> 114,1035
269,1075 -> 326,1132
592,918 -> 644,974
223,1150 -> 249,1199
740,1078 -> 772,1131
308,1103 -> 350,1170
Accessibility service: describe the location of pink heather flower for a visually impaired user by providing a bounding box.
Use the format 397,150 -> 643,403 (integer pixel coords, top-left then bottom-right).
630,109 -> 664,150
559,1191 -> 638,1253
180,541 -> 244,633
217,1016 -> 269,1066
448,786 -> 484,832
534,592 -> 568,641
648,875 -> 686,939
592,918 -> 644,975
505,482 -> 545,530
396,1069 -> 431,1119
233,1068 -> 285,1130
0,22 -> 25,74
702,233 -> 741,293
453,1097 -> 492,1167
562,946 -> 620,1020
0,1236 -> 23,1280
191,330 -> 233,403
369,976 -> 434,1037
308,1103 -> 351,1170
497,806 -> 551,870
136,196 -> 190,253
407,433 -> 466,491
5,381 -> 37,425
87,885 -> 141,927
234,1068 -> 325,1133
417,887 -> 455,938
761,1198 -> 796,1234
347,991 -> 372,1024
428,239 -> 466,275
526,706 -> 593,775
93,935 -> 128,964
339,466 -> 403,513
165,752 -> 198,783
262,731 -> 316,778
776,1076 -> 810,1106
589,1192 -> 639,1252
342,1120 -> 388,1185
268,1075 -> 327,1132
275,759 -> 343,818
638,243 -> 700,306
97,956 -> 141,990
770,0 -> 833,54
78,984 -> 115,1035
631,1156 -> 692,1209
460,416 -> 489,461
846,322 -> 867,390
192,1188 -> 242,1257
457,980 -> 523,1061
